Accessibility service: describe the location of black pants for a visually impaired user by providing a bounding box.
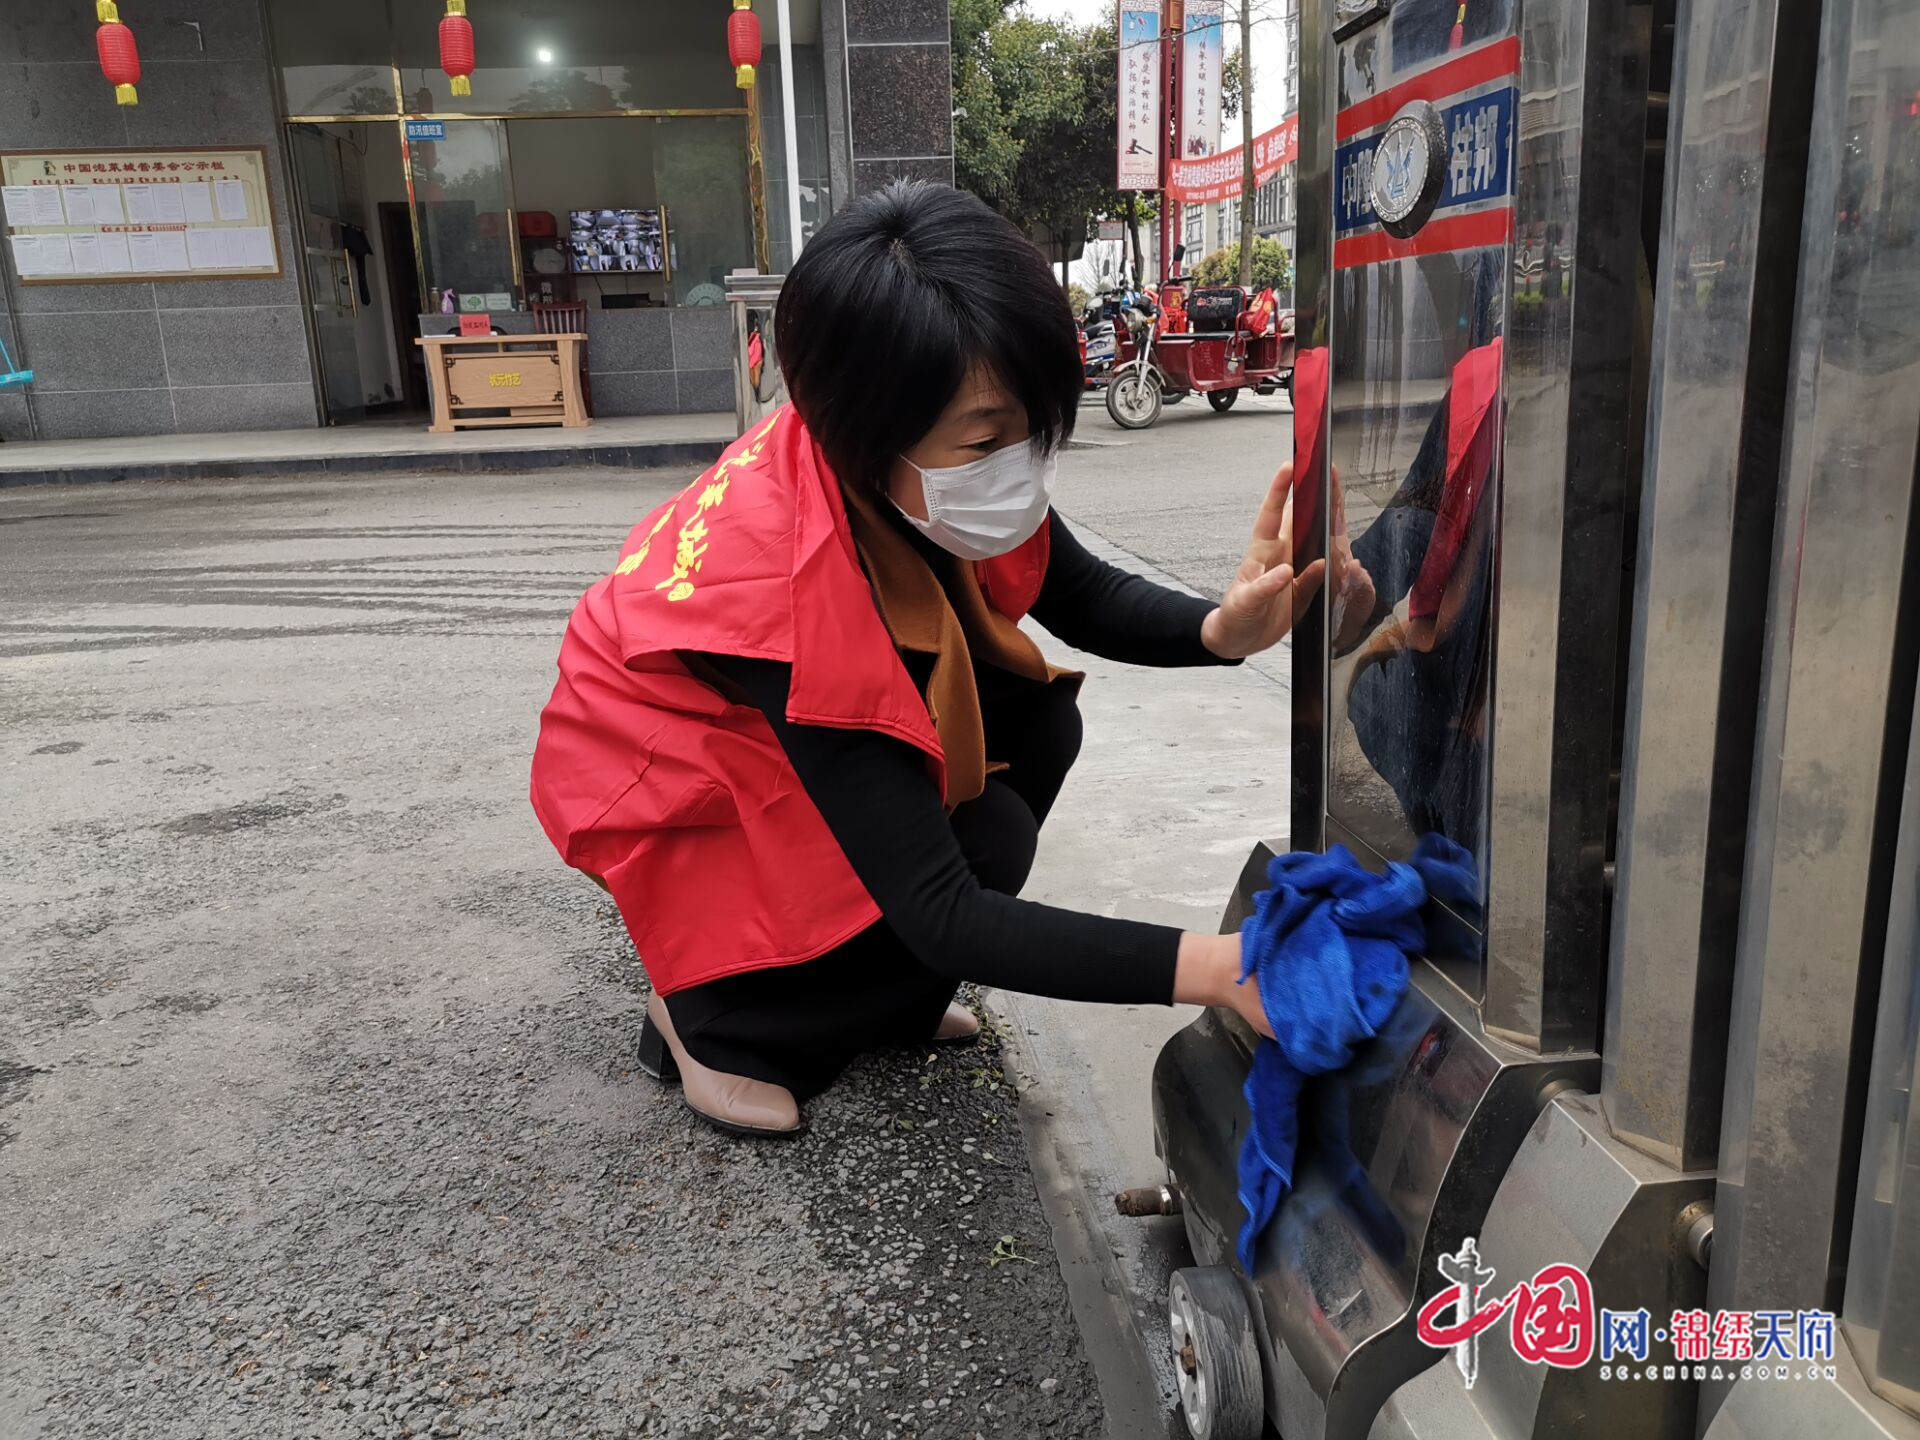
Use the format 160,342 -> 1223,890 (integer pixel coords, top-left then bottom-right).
665,677 -> 1083,1100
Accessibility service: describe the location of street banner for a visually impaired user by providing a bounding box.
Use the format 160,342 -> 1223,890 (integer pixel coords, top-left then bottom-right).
1167,115 -> 1299,202
1181,0 -> 1225,158
1116,4 -> 1162,190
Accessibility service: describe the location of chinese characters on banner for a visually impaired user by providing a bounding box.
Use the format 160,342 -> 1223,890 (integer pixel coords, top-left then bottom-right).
1166,115 -> 1298,203
1116,4 -> 1163,191
1181,0 -> 1225,158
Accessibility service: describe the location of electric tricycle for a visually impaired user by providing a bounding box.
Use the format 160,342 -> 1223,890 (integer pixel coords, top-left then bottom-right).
1103,284 -> 1294,429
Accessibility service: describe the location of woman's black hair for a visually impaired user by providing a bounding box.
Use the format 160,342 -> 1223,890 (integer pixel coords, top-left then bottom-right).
774,180 -> 1082,492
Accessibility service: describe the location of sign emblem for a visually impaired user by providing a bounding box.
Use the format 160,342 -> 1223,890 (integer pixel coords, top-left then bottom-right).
1369,100 -> 1446,238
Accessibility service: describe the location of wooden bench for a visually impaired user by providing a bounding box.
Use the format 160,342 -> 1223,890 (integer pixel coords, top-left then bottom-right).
415,332 -> 588,433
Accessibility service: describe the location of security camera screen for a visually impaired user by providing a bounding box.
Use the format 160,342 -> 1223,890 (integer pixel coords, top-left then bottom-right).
568,207 -> 663,274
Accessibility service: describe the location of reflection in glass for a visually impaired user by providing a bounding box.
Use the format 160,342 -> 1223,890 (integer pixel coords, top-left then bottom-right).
266,0 -> 394,115
408,121 -> 516,304
654,119 -> 755,306
1391,0 -> 1515,70
1327,250 -> 1503,985
394,0 -> 742,115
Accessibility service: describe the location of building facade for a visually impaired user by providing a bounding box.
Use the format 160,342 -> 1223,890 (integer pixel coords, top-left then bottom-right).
0,0 -> 953,442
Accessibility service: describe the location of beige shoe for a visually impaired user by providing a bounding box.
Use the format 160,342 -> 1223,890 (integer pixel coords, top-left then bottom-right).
933,1002 -> 981,1044
637,993 -> 803,1138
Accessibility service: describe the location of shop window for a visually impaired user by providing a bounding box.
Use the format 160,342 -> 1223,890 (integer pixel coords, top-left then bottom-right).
394,0 -> 741,115
407,120 -> 517,309
408,116 -> 754,311
653,117 -> 755,305
267,0 -> 395,116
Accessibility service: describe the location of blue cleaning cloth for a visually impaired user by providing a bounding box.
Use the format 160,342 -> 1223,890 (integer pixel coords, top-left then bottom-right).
1234,843 -> 1446,1271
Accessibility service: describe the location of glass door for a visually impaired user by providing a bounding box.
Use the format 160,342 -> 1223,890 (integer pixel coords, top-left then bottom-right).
287,122 -> 369,424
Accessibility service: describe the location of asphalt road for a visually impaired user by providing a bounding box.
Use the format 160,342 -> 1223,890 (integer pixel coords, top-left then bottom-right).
0,473 -> 1100,1440
1062,387 -> 1297,600
0,393 -> 1294,1440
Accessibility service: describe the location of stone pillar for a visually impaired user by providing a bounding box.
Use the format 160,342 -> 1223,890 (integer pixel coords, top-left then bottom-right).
0,0 -> 315,440
836,0 -> 954,195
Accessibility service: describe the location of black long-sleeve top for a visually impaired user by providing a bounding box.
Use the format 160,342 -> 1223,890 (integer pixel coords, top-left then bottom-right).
698,513 -> 1234,1006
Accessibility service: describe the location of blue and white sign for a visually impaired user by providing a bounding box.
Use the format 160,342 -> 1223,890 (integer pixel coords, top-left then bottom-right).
1335,87 -> 1513,234
405,120 -> 447,142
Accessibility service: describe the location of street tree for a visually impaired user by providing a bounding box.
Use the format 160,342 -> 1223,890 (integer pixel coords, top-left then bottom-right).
954,9 -> 1124,283
1191,236 -> 1292,291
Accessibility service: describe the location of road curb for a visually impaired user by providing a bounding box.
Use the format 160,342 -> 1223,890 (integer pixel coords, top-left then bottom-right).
0,437 -> 731,488
990,1000 -> 1183,1440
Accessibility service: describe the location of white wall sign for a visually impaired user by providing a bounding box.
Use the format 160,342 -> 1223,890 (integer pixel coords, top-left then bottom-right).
2,147 -> 280,284
1117,4 -> 1164,191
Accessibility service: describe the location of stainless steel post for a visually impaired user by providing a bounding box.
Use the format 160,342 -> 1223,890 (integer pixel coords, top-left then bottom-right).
1601,0 -> 1820,1175
1846,665 -> 1920,1422
1704,0 -> 1920,1410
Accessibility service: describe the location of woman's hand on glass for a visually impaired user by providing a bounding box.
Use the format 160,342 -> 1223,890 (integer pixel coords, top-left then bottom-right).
1202,461 -> 1330,660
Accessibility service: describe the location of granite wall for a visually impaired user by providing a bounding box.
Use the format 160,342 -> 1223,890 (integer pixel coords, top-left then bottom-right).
0,0 -> 314,441
833,0 -> 954,196
415,307 -> 733,418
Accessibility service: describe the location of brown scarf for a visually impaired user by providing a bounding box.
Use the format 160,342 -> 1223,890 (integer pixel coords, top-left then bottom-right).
839,480 -> 1078,807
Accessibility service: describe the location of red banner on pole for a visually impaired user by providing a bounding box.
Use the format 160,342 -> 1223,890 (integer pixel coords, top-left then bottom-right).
1166,115 -> 1298,203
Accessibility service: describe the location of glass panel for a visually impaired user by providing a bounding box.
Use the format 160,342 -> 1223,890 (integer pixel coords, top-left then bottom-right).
756,0 -> 831,273
396,0 -> 742,114
286,123 -> 366,422
266,0 -> 396,116
286,122 -> 414,419
506,119 -> 671,308
407,120 -> 517,309
654,117 -> 753,306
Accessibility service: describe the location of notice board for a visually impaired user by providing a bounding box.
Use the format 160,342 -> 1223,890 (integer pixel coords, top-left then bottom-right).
1,146 -> 281,284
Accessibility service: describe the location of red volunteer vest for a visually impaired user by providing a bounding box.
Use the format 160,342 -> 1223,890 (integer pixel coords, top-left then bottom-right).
528,406 -> 1051,995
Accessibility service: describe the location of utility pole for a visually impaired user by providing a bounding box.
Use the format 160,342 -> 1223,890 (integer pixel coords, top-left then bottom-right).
1236,0 -> 1256,289
1158,0 -> 1183,286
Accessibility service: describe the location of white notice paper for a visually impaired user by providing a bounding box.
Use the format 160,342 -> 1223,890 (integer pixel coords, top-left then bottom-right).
30,186 -> 66,225
86,183 -> 124,224
150,230 -> 190,272
95,230 -> 132,272
185,228 -> 225,270
126,232 -> 162,270
62,185 -> 97,224
1,186 -> 36,226
236,226 -> 275,268
124,184 -> 158,223
69,233 -> 105,272
33,234 -> 75,276
214,179 -> 249,221
9,235 -> 44,276
150,186 -> 187,224
179,181 -> 215,223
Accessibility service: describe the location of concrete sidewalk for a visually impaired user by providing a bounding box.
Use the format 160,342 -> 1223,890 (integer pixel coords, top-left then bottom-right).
0,412 -> 735,487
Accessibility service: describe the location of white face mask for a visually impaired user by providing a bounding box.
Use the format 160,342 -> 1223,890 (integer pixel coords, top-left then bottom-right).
897,438 -> 1057,562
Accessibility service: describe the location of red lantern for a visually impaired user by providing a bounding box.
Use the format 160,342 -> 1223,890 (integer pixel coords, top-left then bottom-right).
95,0 -> 140,107
440,0 -> 475,98
728,0 -> 762,90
